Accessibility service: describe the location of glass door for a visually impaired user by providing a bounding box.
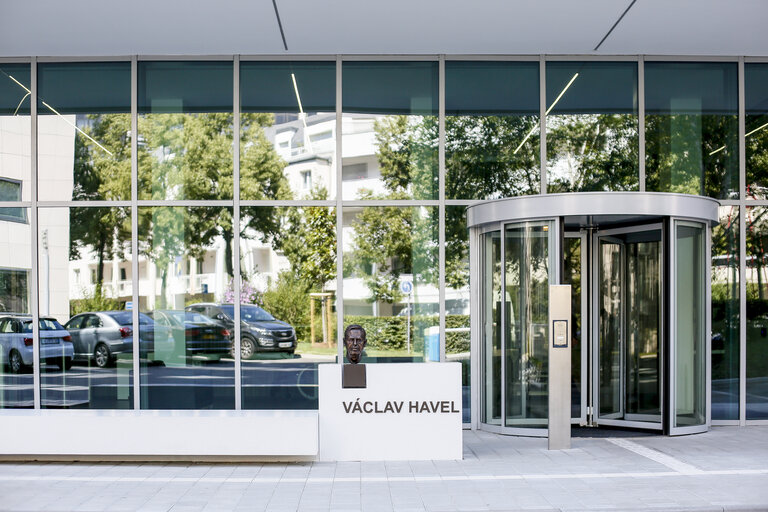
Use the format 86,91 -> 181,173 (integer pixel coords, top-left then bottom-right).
593,225 -> 663,429
670,220 -> 709,435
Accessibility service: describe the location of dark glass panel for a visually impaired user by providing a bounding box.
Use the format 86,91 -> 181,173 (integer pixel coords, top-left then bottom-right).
745,64 -> 768,199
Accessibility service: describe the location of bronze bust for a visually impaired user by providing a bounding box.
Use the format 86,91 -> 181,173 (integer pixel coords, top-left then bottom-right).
343,324 -> 367,364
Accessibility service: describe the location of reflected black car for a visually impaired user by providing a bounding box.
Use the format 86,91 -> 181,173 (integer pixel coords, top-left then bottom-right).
185,303 -> 296,359
146,310 -> 232,356
64,311 -> 172,368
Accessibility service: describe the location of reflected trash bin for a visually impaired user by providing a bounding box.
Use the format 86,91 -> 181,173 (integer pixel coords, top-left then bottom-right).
424,326 -> 440,362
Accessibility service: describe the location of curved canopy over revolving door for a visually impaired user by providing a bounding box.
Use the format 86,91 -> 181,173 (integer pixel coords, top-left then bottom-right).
468,192 -> 719,436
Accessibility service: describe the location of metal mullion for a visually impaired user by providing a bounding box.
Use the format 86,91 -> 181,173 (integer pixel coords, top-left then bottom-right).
0,57 -> 31,63
739,59 -> 747,425
445,199 -> 483,206
340,55 -> 438,62
131,56 -> 140,411
444,55 -> 539,62
0,202 -> 32,208
638,56 -> 645,191
36,201 -> 132,208
744,57 -> 768,63
340,200 -> 440,207
499,224 -> 506,429
31,58 -> 40,410
546,55 -> 639,62
35,56 -> 132,63
336,56 -> 343,363
718,199 -> 741,206
644,55 -> 740,62
239,200 -> 336,207
239,55 -> 335,62
539,56 -> 546,195
136,200 -> 234,207
438,55 -> 446,364
233,55 -> 242,410
136,55 -> 234,61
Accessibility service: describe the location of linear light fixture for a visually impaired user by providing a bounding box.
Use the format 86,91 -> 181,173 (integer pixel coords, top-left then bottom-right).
514,73 -> 579,155
708,120 -> 768,156
292,72 -> 313,153
7,73 -> 113,156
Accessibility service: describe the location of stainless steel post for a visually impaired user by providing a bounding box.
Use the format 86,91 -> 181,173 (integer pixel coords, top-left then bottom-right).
549,284 -> 572,450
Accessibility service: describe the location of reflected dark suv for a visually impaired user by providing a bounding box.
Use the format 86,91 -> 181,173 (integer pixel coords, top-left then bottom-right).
185,303 -> 296,359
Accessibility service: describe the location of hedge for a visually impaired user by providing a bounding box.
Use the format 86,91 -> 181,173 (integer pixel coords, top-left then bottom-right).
342,314 -> 469,354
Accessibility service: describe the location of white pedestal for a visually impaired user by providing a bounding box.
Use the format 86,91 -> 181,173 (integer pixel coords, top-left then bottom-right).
318,363 -> 462,461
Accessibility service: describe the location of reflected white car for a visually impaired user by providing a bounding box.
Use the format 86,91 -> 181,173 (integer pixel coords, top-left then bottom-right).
0,316 -> 75,373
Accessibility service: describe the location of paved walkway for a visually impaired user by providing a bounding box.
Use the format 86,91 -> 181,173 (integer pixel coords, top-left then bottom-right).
1,427 -> 768,511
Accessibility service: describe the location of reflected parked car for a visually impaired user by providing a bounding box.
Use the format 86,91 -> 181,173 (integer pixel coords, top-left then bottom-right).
146,310 -> 232,356
64,311 -> 172,368
185,303 -> 296,359
0,316 -> 74,373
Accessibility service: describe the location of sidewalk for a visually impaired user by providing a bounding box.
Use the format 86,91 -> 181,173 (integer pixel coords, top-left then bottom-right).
1,427 -> 767,511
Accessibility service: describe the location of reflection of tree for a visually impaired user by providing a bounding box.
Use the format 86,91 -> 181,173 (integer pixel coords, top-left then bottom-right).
69,114 -> 132,292
746,113 -> 768,198
646,114 -> 739,198
547,114 -> 638,192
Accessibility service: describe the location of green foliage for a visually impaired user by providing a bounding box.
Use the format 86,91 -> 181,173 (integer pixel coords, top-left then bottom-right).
261,271 -> 311,342
69,286 -> 122,316
274,188 -> 336,292
341,314 -> 468,354
374,115 -> 438,199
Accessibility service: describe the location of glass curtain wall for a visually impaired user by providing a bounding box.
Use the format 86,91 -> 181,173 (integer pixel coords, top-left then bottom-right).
445,61 -> 540,199
645,62 -> 739,199
0,64 -> 31,407
746,64 -> 768,199
747,206 -> 768,419
239,62 -> 337,409
546,61 -> 638,192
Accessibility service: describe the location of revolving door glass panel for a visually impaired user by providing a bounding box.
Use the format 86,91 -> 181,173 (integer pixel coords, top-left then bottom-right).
597,228 -> 662,426
481,230 -> 501,426
673,221 -> 707,430
504,221 -> 554,429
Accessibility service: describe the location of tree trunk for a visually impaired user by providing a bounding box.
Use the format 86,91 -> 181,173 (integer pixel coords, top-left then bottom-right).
223,229 -> 234,278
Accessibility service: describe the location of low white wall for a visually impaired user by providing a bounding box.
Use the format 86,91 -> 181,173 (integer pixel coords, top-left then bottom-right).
0,410 -> 318,458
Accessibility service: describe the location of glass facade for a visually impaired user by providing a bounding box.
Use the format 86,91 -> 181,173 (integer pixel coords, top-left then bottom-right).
0,57 -> 761,425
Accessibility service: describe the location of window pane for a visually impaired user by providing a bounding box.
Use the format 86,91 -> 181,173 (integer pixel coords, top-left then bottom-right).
0,64 -> 31,203
746,206 -> 768,419
712,206 -> 739,420
342,61 -> 438,200
645,62 -> 738,199
0,179 -> 25,222
0,207 -> 30,407
446,61 -> 540,199
547,61 -> 638,192
38,207 -> 133,409
138,206 -> 235,409
38,62 -> 131,201
342,206 -> 438,362
239,206 -> 336,409
446,205 -> 470,422
480,230 -> 501,426
240,62 -> 336,201
746,63 -> 768,199
138,61 -> 233,200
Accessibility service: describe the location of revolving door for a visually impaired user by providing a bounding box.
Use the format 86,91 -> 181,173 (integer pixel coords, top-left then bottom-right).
468,193 -> 718,436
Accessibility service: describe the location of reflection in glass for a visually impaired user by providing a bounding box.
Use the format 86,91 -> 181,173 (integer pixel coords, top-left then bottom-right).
37,62 -> 131,201
712,206 -> 739,420
547,61 -> 638,192
446,206 -> 470,422
445,61 -> 540,199
505,222 -> 551,428
481,230 -> 501,425
0,208 -> 31,407
240,61 -> 336,201
645,62 -> 738,199
746,207 -> 768,419
138,207 -> 235,409
239,206 -> 336,409
39,207 -> 133,408
138,61 -> 233,200
0,64 -> 31,204
746,64 -> 768,199
563,236 -> 581,419
342,61 -> 438,200
342,206 -> 438,362
599,239 -> 622,418
675,222 -> 706,428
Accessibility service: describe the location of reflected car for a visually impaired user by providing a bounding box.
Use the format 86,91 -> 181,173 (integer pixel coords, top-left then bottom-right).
146,310 -> 232,356
185,303 -> 296,359
64,311 -> 172,368
0,316 -> 74,373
